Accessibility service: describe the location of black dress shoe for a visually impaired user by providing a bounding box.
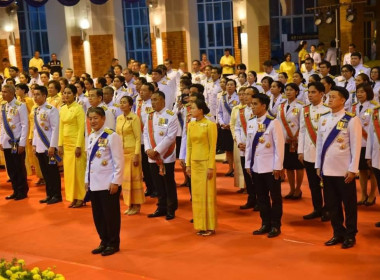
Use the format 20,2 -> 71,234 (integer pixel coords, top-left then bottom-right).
165,213 -> 175,220
190,219 -> 193,223
47,197 -> 62,204
341,238 -> 356,249
14,195 -> 27,201
365,197 -> 376,206
284,193 -> 294,199
267,227 -> 281,238
147,209 -> 166,218
253,204 -> 260,211
225,171 -> 234,177
150,192 -> 158,198
303,211 -> 321,220
5,193 -> 17,200
321,213 -> 331,222
375,222 -> 380,228
253,225 -> 271,235
325,236 -> 344,246
236,188 -> 245,193
101,246 -> 119,256
39,197 -> 51,203
240,203 -> 254,210
91,245 -> 106,254
291,192 -> 302,200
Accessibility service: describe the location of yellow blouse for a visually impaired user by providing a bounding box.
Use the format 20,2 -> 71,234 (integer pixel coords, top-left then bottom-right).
47,94 -> 63,109
17,96 -> 35,139
186,117 -> 217,169
58,102 -> 85,147
279,61 -> 296,82
116,111 -> 141,155
298,48 -> 308,61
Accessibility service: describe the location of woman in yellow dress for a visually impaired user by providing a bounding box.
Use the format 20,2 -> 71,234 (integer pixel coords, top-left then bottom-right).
58,84 -> 86,208
279,53 -> 296,83
116,96 -> 145,215
186,99 -> 217,236
15,83 -> 44,183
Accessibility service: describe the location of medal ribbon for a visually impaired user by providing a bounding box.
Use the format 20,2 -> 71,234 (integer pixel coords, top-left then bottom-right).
1,104 -> 19,154
239,107 -> 248,136
304,105 -> 317,146
223,94 -> 232,115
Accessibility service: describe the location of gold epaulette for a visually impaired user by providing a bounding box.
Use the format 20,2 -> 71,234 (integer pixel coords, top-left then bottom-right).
1,101 -> 7,105
161,81 -> 167,85
166,109 -> 174,116
113,103 -> 120,107
303,103 -> 311,108
302,83 -> 308,88
45,104 -> 52,109
221,91 -> 227,96
296,100 -> 304,105
352,102 -> 358,106
328,74 -> 335,79
104,128 -> 114,134
321,111 -> 330,116
256,82 -> 262,86
101,105 -> 108,111
166,77 -> 171,80
323,103 -> 329,107
249,115 -> 256,120
370,100 -> 379,106
147,108 -> 154,114
266,115 -> 275,120
346,112 -> 355,117
206,113 -> 212,117
15,100 -> 22,106
184,103 -> 191,107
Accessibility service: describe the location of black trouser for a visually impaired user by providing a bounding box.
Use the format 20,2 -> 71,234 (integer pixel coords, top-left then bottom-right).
4,148 -> 28,196
323,176 -> 357,239
240,157 -> 256,206
141,145 -> 155,194
304,160 -> 323,213
252,172 -> 282,228
36,152 -> 62,199
373,167 -> 380,195
90,187 -> 121,249
149,162 -> 178,214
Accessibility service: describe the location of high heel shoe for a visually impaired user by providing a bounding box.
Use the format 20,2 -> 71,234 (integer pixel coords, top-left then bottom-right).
357,196 -> 368,206
292,191 -> 303,200
72,200 -> 84,208
284,192 -> 294,199
365,197 -> 376,206
68,199 -> 77,208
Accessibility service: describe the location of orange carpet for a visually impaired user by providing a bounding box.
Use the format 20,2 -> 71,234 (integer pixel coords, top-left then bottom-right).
0,163 -> 380,280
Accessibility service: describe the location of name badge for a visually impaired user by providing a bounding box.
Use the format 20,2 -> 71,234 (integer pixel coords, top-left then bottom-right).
158,118 -> 168,126
98,138 -> 108,147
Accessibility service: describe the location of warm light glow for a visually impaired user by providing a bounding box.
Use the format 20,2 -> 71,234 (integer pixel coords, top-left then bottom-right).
4,24 -> 13,32
153,14 -> 161,25
240,32 -> 248,66
156,38 -> 163,65
237,6 -> 246,20
79,18 -> 90,30
8,45 -> 16,66
83,41 -> 92,76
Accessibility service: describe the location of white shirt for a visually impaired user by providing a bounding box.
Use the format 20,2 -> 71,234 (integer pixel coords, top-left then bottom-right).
192,71 -> 206,84
217,92 -> 240,125
303,69 -> 316,83
309,52 -> 321,66
158,79 -> 175,110
263,69 -> 279,81
353,63 -> 370,77
366,107 -> 380,169
298,102 -> 330,163
143,108 -> 179,163
234,106 -> 253,156
354,100 -> 378,147
325,47 -> 337,66
0,98 -> 29,148
32,102 -> 60,153
205,79 -> 221,118
336,77 -> 356,110
269,94 -> 285,117
113,87 -> 129,106
276,99 -> 303,141
85,126 -> 124,191
245,113 -> 284,173
315,109 -> 361,176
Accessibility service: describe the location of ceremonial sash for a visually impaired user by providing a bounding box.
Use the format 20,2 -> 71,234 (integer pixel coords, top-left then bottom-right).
239,107 -> 248,136
320,113 -> 352,175
280,103 -> 296,139
1,104 -> 18,154
34,108 -> 62,164
373,109 -> 380,144
185,105 -> 192,129
136,100 -> 143,130
250,117 -> 273,172
147,112 -> 176,159
177,112 -> 184,130
303,105 -> 317,146
223,94 -> 232,115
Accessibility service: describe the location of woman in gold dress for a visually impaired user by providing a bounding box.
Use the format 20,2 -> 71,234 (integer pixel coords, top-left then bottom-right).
186,99 -> 217,236
116,96 -> 144,215
58,84 -> 86,208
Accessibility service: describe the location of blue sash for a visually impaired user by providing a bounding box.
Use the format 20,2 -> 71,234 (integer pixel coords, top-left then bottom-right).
1,104 -> 18,154
177,112 -> 184,130
223,94 -> 232,115
320,113 -> 352,175
34,108 -> 62,164
250,116 -> 273,172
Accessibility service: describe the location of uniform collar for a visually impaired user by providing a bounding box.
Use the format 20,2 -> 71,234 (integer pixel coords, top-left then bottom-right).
257,112 -> 268,122
93,125 -> 105,136
311,101 -> 323,109
156,107 -> 166,115
332,108 -> 345,117
359,100 -> 369,106
7,97 -> 16,106
38,101 -> 48,109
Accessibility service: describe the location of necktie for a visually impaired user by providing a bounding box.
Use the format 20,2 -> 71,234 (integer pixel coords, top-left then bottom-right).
286,105 -> 290,112
359,105 -> 363,113
372,83 -> 375,89
344,81 -> 348,88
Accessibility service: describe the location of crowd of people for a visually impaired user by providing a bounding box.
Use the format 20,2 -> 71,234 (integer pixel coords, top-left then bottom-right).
1,42 -> 380,256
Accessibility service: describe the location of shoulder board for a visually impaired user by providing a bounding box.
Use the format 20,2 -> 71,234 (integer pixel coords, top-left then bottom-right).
113,103 -> 120,107
166,77 -> 171,80
374,106 -> 380,110
45,104 -> 52,109
121,88 -> 127,92
15,100 -> 22,106
166,109 -> 174,116
256,82 -> 262,86
323,103 -> 329,107
352,102 -> 358,106
104,128 -> 114,135
328,74 -> 335,79
221,92 -> 227,96
266,115 -> 275,120
345,112 -> 355,117
101,105 -> 108,111
206,113 -> 212,117
280,100 -> 287,104
249,115 -> 256,120
321,111 -> 330,116
147,108 -> 155,114
363,65 -> 369,68
184,103 -> 191,107
303,103 -> 311,108
302,84 -> 308,88
296,100 -> 304,105
370,100 -> 378,106
1,101 -> 7,105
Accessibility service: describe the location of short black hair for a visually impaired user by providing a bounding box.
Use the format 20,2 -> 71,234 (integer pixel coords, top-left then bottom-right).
16,83 -> 29,93
308,81 -> 325,93
237,64 -> 246,70
35,84 -> 48,96
321,75 -> 335,86
253,93 -> 270,110
310,74 -> 321,82
285,83 -> 300,94
151,68 -> 163,75
211,67 -> 222,75
143,83 -> 155,92
351,51 -> 362,59
245,86 -> 260,97
279,72 -> 288,79
48,80 -> 61,92
90,88 -> 103,98
226,79 -> 237,87
261,76 -> 274,86
103,86 -> 114,95
193,99 -> 210,115
238,72 -> 247,79
263,60 -> 273,67
97,77 -> 107,88
305,57 -> 314,64
356,83 -> 374,101
319,60 -> 331,69
189,92 -> 205,101
331,86 -> 349,100
190,83 -> 205,94
120,95 -> 134,106
67,84 -> 78,95
9,66 -> 19,72
137,77 -> 147,84
85,77 -> 94,85
115,75 -> 125,83
341,64 -> 355,76
87,106 -> 105,117
153,90 -> 165,100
